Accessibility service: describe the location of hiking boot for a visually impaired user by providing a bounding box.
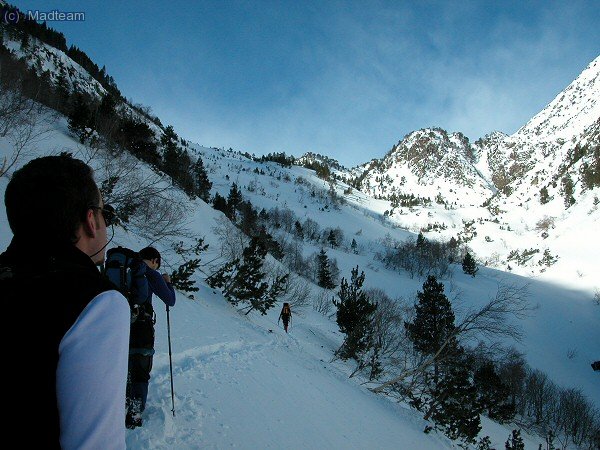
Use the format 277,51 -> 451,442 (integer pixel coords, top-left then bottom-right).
126,412 -> 142,429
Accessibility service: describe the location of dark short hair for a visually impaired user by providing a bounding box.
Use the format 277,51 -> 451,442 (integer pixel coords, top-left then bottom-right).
139,246 -> 161,268
5,154 -> 100,243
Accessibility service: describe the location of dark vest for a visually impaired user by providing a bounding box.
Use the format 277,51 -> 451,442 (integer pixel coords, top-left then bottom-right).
0,238 -> 115,448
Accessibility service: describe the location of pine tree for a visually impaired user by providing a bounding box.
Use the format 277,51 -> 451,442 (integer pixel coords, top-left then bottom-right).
209,238 -> 287,315
474,361 -> 515,423
406,276 -> 456,359
405,276 -> 481,444
560,175 -> 576,208
428,348 -> 481,443
20,32 -> 29,50
417,232 -> 427,249
351,238 -> 358,254
539,186 -> 550,204
212,192 -> 228,215
317,249 -> 335,289
161,125 -> 181,175
170,238 -> 209,296
239,200 -> 258,235
327,229 -> 338,248
462,252 -> 478,276
68,94 -> 92,142
333,266 -> 377,360
226,183 -> 243,220
161,126 -> 196,195
294,221 -> 304,240
255,225 -> 284,260
505,429 -> 525,450
193,157 -> 212,202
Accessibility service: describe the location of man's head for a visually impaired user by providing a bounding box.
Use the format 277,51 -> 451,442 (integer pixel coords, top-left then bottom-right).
5,154 -> 110,263
139,246 -> 161,270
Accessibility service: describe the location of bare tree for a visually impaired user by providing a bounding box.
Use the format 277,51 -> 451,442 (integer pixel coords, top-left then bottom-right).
276,271 -> 312,309
212,215 -> 249,262
76,140 -> 191,244
0,85 -> 57,177
372,283 -> 533,394
349,289 -> 407,380
313,288 -> 334,316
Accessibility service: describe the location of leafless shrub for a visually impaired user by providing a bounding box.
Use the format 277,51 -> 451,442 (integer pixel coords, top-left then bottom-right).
313,288 -> 334,316
212,215 -> 249,262
78,140 -> 190,244
373,283 -> 533,393
277,272 -> 312,309
0,87 -> 56,177
535,216 -> 555,232
456,283 -> 534,345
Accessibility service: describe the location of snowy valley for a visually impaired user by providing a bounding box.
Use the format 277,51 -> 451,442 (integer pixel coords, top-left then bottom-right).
1,9 -> 599,450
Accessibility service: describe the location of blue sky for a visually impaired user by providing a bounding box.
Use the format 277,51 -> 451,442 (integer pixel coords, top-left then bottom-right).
12,0 -> 600,167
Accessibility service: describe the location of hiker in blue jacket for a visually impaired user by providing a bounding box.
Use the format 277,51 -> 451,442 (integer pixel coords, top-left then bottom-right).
126,246 -> 176,428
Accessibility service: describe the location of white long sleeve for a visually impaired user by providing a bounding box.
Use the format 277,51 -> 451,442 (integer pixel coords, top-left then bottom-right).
57,290 -> 130,450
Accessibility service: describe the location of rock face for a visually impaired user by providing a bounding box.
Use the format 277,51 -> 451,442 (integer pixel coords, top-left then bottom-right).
356,57 -> 600,208
475,56 -> 600,201
357,127 -> 495,207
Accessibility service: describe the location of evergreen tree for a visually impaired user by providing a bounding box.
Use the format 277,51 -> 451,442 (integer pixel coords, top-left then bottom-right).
416,231 -> 426,248
53,71 -> 70,109
68,94 -> 92,143
193,157 -> 212,202
477,436 -> 492,450
255,225 -> 284,260
427,348 -> 481,443
405,275 -> 456,360
116,118 -> 160,166
294,221 -> 304,240
226,183 -> 243,220
161,125 -> 181,175
327,229 -> 338,248
178,149 -> 196,196
208,238 -> 288,315
539,186 -> 550,204
560,175 -> 576,208
317,249 -> 335,289
474,361 -> 515,423
405,276 -> 481,444
333,266 -> 377,360
239,200 -> 258,235
170,238 -> 209,296
351,238 -> 358,254
212,192 -> 228,215
161,125 -> 195,195
20,32 -> 29,50
462,252 -> 478,277
505,429 -> 525,450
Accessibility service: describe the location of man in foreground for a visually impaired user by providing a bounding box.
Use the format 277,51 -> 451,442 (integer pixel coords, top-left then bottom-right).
0,154 -> 130,449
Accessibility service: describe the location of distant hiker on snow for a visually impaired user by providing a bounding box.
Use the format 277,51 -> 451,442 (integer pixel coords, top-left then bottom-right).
278,302 -> 292,332
126,246 -> 176,428
0,155 -> 130,449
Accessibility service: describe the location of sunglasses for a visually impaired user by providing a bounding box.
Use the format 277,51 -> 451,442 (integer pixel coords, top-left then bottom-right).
89,203 -> 117,227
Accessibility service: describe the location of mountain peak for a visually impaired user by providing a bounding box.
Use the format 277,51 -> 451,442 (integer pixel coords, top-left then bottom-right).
515,56 -> 600,142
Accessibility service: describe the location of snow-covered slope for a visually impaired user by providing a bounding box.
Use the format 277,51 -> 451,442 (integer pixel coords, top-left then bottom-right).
1,19 -> 598,447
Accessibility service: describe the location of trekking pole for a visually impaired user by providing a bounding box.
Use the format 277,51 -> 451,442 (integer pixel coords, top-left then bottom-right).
166,306 -> 176,417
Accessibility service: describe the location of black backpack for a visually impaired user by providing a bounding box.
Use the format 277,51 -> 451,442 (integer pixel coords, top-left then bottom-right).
104,246 -> 149,323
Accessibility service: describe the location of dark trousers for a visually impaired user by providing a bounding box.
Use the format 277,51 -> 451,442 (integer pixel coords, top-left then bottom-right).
127,353 -> 153,418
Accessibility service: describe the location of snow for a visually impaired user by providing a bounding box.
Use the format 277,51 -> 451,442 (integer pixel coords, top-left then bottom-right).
1,35 -> 598,449
1,115 -> 598,449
